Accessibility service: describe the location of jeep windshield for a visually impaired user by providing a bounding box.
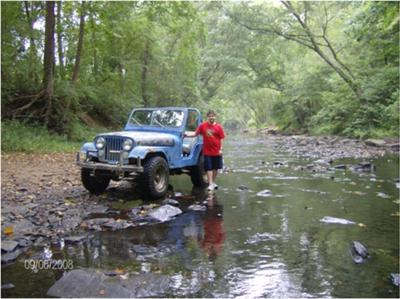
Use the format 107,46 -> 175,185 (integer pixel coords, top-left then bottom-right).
128,109 -> 185,128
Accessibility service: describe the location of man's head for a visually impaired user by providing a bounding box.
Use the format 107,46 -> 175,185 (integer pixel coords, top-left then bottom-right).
206,110 -> 216,124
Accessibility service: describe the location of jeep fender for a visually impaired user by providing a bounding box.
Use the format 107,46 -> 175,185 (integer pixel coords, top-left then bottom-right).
129,146 -> 168,162
80,142 -> 96,153
192,143 -> 203,162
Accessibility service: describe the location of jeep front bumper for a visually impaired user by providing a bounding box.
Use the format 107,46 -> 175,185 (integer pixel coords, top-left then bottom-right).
76,152 -> 144,174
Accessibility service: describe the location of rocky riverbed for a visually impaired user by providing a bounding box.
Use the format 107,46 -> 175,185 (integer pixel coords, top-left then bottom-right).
1,134 -> 399,264
1,134 -> 399,296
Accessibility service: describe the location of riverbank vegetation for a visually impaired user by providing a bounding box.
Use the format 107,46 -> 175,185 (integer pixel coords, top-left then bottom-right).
2,1 -> 398,152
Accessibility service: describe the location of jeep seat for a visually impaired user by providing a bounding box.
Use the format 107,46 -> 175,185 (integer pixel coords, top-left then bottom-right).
183,131 -> 196,156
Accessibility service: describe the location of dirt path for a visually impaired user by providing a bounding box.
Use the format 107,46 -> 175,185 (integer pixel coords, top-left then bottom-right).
2,152 -> 81,203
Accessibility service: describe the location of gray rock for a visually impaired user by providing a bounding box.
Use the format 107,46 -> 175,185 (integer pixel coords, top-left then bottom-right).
64,209 -> 81,216
256,189 -> 272,197
148,205 -> 182,222
320,216 -> 356,225
10,219 -> 37,235
1,249 -> 23,263
237,185 -> 249,191
85,218 -> 113,226
162,198 -> 180,206
62,215 -> 82,231
47,269 -> 171,298
1,283 -> 15,290
334,164 -> 347,170
390,273 -> 400,287
352,241 -> 369,258
47,269 -> 132,298
64,235 -> 88,244
365,139 -> 386,147
1,240 -> 18,252
88,206 -> 109,214
33,237 -> 45,246
101,219 -> 133,230
13,237 -> 32,247
48,215 -> 61,224
352,162 -> 376,172
351,241 -> 369,264
188,204 -> 206,212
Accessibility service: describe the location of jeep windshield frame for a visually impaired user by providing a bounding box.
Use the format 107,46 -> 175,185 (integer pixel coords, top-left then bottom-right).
125,108 -> 186,131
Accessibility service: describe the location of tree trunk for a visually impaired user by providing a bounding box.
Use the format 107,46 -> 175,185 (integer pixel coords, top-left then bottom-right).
43,1 -> 55,127
89,5 -> 98,77
71,1 -> 86,83
281,1 -> 362,98
141,40 -> 150,107
56,1 -> 65,80
24,1 -> 39,85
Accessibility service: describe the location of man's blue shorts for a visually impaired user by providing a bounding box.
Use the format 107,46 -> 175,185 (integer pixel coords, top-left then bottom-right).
204,155 -> 223,171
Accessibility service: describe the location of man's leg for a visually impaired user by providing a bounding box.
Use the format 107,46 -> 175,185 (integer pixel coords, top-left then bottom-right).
207,170 -> 214,185
204,156 -> 213,186
212,169 -> 218,181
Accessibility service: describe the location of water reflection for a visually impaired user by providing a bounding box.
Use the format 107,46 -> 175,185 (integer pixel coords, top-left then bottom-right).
201,194 -> 225,261
167,190 -> 226,263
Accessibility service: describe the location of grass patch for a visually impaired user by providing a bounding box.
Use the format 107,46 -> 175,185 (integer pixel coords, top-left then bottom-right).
1,120 -> 100,153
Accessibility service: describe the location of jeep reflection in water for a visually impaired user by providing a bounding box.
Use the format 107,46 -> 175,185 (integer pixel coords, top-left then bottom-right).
76,107 -> 206,199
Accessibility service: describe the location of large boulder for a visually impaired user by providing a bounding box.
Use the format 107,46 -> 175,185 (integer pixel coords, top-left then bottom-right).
47,269 -> 171,298
364,139 -> 386,147
148,204 -> 182,222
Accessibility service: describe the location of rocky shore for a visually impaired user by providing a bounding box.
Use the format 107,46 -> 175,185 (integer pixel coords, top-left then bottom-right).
1,134 -> 398,265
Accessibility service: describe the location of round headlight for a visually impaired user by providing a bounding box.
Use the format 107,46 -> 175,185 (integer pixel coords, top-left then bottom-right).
122,139 -> 133,151
95,137 -> 105,149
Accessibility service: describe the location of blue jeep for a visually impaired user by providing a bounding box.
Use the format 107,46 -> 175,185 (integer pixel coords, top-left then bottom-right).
76,107 -> 206,198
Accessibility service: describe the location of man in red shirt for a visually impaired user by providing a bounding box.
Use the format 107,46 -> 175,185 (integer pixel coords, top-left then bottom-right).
185,110 -> 225,191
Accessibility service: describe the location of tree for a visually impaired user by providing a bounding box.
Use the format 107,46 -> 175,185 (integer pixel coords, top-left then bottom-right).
42,1 -> 55,126
71,1 -> 85,83
56,1 -> 65,80
228,1 -> 361,98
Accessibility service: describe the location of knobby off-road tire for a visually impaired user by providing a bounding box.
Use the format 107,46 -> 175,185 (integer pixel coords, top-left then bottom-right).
190,153 -> 207,187
81,169 -> 111,194
141,156 -> 169,199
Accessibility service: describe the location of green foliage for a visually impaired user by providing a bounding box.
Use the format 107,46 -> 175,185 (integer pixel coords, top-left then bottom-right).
1,120 -> 80,153
1,1 -> 398,148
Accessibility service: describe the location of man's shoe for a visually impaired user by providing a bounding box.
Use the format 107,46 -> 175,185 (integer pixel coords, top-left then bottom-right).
213,183 -> 219,190
207,184 -> 214,191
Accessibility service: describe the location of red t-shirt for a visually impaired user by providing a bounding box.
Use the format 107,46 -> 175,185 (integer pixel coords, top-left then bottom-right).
196,122 -> 225,156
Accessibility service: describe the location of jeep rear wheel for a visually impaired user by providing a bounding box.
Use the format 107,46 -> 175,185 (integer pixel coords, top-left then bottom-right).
141,156 -> 169,198
190,153 -> 207,187
81,169 -> 111,194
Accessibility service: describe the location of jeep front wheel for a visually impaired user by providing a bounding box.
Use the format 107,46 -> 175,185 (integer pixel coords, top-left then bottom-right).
81,169 -> 111,193
141,156 -> 169,198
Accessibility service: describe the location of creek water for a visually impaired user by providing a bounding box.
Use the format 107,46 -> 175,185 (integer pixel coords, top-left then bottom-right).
2,135 -> 399,298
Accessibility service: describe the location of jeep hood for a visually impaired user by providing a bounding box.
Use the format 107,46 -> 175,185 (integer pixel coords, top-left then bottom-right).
99,131 -> 175,146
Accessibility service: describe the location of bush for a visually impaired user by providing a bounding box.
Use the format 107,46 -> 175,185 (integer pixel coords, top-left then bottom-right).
1,120 -> 81,153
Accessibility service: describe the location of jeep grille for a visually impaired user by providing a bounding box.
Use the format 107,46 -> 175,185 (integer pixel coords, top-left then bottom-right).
104,136 -> 124,162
